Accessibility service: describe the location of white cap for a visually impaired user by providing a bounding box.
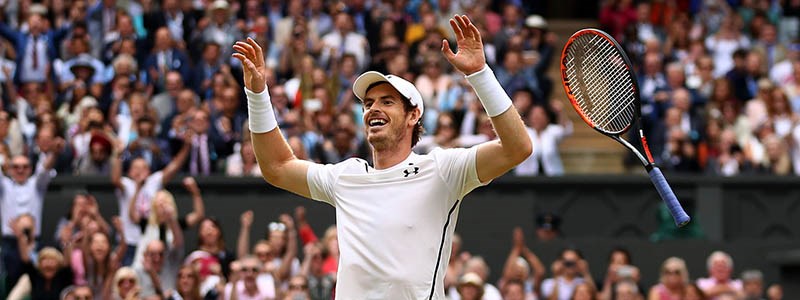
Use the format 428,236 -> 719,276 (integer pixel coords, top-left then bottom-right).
353,71 -> 424,117
525,15 -> 548,29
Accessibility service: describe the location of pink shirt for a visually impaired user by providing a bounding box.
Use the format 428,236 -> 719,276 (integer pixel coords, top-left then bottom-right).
696,277 -> 743,300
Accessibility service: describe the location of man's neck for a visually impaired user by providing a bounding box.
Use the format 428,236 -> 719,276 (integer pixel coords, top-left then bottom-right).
372,147 -> 412,170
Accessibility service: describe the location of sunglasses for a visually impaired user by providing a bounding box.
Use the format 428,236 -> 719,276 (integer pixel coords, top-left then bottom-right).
269,222 -> 286,232
663,269 -> 681,275
72,296 -> 92,300
242,267 -> 260,273
118,278 -> 136,285
289,284 -> 308,290
11,164 -> 30,169
255,251 -> 271,257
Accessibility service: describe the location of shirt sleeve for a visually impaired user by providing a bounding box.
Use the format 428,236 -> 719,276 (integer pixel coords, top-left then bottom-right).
34,159 -> 57,192
431,147 -> 487,200
306,163 -> 342,206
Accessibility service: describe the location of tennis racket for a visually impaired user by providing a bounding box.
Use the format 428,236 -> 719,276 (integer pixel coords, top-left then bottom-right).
560,29 -> 690,227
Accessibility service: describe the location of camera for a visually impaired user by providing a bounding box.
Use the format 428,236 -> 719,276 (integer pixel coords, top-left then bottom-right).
617,265 -> 635,278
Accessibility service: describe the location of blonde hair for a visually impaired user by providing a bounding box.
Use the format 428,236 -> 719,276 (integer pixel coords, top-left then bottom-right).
112,267 -> 138,297
148,189 -> 178,225
37,247 -> 65,269
660,257 -> 689,285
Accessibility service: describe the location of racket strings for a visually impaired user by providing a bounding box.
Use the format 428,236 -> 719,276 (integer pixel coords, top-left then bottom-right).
564,34 -> 637,134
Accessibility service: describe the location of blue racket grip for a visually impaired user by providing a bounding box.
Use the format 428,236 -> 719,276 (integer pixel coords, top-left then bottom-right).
647,167 -> 691,227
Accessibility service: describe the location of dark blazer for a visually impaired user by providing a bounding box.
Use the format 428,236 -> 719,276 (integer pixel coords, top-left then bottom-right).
0,22 -> 70,84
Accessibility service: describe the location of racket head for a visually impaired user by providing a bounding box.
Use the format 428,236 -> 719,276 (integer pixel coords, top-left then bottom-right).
560,28 -> 641,136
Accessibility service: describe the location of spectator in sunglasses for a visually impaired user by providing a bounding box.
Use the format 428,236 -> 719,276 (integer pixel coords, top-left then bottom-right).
112,267 -> 140,300
284,275 -> 311,300
224,256 -> 276,299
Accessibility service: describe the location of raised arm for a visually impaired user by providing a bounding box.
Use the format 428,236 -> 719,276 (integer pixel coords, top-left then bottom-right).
161,138 -> 190,185
236,210 -> 253,259
181,177 -> 205,227
232,38 -> 315,198
441,15 -> 531,182
111,139 -> 124,189
275,214 -> 298,282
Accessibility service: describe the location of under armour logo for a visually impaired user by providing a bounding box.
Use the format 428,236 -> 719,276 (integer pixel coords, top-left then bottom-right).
403,166 -> 419,177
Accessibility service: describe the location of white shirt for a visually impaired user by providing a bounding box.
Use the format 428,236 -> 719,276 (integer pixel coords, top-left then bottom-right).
515,123 -> 573,176
541,277 -> 585,300
115,171 -> 164,245
20,35 -> 48,83
319,30 -> 369,70
447,283 -> 503,300
0,159 -> 55,236
307,148 -> 486,299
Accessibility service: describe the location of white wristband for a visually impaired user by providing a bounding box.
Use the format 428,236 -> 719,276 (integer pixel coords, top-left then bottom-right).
465,65 -> 513,117
245,88 -> 277,133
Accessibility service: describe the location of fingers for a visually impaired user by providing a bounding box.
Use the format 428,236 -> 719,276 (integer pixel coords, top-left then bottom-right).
449,18 -> 463,40
466,16 -> 482,42
441,39 -> 456,61
455,15 -> 473,40
233,41 -> 256,61
246,37 -> 265,67
232,53 -> 257,74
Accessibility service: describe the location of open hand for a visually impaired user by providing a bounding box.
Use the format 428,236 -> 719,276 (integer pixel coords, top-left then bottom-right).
442,15 -> 486,75
232,37 -> 267,93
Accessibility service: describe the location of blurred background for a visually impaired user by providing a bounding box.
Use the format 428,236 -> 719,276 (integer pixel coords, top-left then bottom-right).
0,0 -> 798,299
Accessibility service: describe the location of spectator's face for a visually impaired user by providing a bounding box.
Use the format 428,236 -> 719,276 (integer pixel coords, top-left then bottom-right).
362,83 -> 417,151
662,264 -> 684,287
709,258 -> 732,281
503,283 -> 525,300
190,110 -> 210,134
269,229 -> 286,251
213,8 -> 229,24
288,276 -> 310,296
240,258 -> 261,281
529,106 -> 549,131
90,142 -> 109,162
203,44 -> 221,63
199,220 -> 221,247
90,232 -> 111,261
145,242 -> 166,268
128,158 -> 151,183
561,251 -> 580,277
760,25 -> 777,43
28,14 -> 43,35
744,280 -> 763,298
458,284 -> 481,300
117,276 -> 136,297
9,156 -> 32,183
335,13 -> 351,32
746,54 -> 762,74
221,88 -> 239,114
177,91 -> 196,113
177,267 -> 197,294
615,283 -> 638,300
39,257 -> 59,280
766,285 -> 782,300
253,243 -> 273,263
118,16 -> 134,36
435,115 -> 457,140
166,72 -> 184,94
672,90 -> 691,112
72,286 -> 93,299
137,120 -> 155,138
155,28 -> 172,50
572,284 -> 594,300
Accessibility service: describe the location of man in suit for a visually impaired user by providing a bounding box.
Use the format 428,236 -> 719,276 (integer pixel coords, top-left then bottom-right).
183,109 -> 234,175
143,27 -> 192,94
0,4 -> 71,85
142,0 -> 198,55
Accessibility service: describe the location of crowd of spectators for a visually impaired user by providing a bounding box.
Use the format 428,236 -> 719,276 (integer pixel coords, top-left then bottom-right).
601,0 -> 800,176
0,0 -> 795,299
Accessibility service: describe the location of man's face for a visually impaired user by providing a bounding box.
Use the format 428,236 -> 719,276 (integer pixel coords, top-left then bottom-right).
190,111 -> 210,134
145,242 -> 166,269
90,142 -> 109,162
176,90 -> 196,113
28,14 -> 43,35
362,83 -> 417,151
128,158 -> 151,182
9,156 -> 32,183
744,280 -> 763,297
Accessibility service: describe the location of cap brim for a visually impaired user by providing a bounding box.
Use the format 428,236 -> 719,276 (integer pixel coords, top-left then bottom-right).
353,71 -> 391,102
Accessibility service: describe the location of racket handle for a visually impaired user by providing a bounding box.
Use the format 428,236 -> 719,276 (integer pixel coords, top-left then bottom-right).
647,167 -> 691,227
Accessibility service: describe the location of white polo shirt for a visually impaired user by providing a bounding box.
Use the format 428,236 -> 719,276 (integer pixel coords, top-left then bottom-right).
307,147 -> 486,299
0,160 -> 56,236
115,171 -> 164,245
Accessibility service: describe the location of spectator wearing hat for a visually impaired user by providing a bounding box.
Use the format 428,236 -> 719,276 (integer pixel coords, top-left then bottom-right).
457,272 -> 486,300
0,4 -> 72,85
195,0 -> 242,62
74,132 -> 113,175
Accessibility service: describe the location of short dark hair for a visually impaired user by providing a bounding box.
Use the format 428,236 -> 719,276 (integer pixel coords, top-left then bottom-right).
363,82 -> 425,148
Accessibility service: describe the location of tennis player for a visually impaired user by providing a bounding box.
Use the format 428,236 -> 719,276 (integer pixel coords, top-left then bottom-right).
233,15 -> 531,299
